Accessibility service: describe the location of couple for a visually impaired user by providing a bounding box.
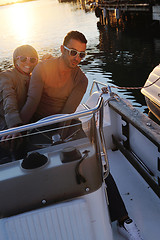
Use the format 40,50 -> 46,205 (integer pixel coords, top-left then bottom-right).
0,31 -> 88,134
0,30 -> 143,240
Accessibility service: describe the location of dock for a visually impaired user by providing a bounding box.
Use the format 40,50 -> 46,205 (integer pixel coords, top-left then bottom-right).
98,2 -> 150,12
93,0 -> 160,29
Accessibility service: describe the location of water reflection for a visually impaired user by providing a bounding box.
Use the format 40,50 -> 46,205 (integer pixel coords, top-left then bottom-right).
0,0 -> 160,112
96,23 -> 160,110
0,0 -> 98,58
7,4 -> 34,43
0,0 -> 36,6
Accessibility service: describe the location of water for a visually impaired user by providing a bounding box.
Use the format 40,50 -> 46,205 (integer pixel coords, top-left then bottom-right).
0,0 -> 160,113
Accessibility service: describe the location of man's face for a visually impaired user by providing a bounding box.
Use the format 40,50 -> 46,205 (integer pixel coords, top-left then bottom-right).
61,39 -> 86,69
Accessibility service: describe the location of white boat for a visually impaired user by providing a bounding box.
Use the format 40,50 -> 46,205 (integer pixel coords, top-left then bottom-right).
141,64 -> 160,122
0,81 -> 160,240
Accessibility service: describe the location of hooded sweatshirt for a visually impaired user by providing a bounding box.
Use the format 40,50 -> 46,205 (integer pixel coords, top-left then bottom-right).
0,68 -> 29,129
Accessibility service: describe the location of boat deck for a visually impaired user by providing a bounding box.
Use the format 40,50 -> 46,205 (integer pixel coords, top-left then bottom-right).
108,149 -> 160,240
0,90 -> 160,239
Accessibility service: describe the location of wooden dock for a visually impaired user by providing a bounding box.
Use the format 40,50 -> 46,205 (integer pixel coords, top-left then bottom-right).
98,2 -> 150,12
93,0 -> 160,28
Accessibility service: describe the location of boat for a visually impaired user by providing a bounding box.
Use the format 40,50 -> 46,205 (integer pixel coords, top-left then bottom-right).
0,80 -> 160,240
141,64 -> 160,123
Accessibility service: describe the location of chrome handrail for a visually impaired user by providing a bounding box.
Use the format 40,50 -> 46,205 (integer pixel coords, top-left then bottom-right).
90,80 -> 108,96
98,99 -> 109,178
0,97 -> 103,137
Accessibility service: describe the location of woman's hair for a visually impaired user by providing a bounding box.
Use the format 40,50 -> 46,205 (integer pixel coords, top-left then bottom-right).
63,31 -> 87,46
13,45 -> 39,66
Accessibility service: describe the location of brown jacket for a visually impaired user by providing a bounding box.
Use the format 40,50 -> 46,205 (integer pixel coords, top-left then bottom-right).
0,68 -> 29,129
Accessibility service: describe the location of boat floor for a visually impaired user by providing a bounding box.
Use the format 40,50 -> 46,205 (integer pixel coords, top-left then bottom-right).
107,149 -> 160,240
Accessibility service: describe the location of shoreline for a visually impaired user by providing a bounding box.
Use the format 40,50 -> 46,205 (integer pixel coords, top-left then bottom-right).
0,0 -> 36,7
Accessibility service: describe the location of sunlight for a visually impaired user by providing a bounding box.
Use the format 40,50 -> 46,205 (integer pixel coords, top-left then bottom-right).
7,3 -> 34,44
0,0 -> 19,5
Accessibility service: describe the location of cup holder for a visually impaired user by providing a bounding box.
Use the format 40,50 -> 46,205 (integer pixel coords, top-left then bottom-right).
21,152 -> 48,170
60,147 -> 82,163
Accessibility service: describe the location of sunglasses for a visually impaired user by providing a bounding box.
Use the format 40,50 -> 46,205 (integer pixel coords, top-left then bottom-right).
63,45 -> 86,59
17,56 -> 38,64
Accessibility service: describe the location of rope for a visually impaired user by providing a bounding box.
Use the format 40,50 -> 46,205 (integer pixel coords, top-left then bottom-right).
141,76 -> 160,89
106,76 -> 160,91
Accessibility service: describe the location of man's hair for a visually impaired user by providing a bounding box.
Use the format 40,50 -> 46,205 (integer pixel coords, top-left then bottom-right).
63,31 -> 87,46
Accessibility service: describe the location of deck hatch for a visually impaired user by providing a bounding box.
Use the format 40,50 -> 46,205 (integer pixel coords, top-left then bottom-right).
2,199 -> 94,240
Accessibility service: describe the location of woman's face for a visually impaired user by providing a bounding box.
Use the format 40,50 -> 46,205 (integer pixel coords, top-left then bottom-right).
16,55 -> 38,74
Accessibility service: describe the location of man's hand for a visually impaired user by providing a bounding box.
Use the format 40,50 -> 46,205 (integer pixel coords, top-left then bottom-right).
41,53 -> 54,61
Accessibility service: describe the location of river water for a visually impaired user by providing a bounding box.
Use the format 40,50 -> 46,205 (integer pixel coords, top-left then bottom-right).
1,0 -> 160,113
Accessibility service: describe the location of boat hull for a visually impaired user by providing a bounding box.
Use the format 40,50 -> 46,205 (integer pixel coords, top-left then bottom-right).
141,64 -> 160,122
0,85 -> 160,240
145,96 -> 160,122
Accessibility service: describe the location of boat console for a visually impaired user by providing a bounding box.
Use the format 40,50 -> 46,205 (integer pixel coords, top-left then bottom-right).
0,97 -> 107,219
0,137 -> 103,218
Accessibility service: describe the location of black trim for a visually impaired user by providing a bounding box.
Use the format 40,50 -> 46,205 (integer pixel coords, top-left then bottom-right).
112,135 -> 160,198
122,117 -> 130,149
158,157 -> 160,172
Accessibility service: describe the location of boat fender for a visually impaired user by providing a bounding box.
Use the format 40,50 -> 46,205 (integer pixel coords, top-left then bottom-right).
21,152 -> 48,170
95,6 -> 102,18
60,146 -> 82,163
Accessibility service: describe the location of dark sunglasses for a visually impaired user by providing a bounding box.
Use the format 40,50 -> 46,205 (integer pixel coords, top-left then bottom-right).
17,56 -> 38,64
63,45 -> 86,59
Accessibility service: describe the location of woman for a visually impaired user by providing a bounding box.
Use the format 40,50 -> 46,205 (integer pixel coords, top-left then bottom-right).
0,44 -> 39,131
0,45 -> 39,159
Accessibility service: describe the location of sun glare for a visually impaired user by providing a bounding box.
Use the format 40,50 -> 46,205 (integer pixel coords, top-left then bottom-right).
1,0 -> 19,4
7,3 -> 34,44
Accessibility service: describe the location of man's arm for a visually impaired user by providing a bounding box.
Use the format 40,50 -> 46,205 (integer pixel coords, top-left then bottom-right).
20,64 -> 44,124
60,70 -> 88,140
61,71 -> 88,114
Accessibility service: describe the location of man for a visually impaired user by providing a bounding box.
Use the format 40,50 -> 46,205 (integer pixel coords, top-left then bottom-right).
20,31 -> 143,240
20,31 -> 88,123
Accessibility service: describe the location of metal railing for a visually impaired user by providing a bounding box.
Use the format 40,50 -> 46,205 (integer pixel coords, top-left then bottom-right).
90,80 -> 108,96
0,96 -> 109,178
0,97 -> 103,137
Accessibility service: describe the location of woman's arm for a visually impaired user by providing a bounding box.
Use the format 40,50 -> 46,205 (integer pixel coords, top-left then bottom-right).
0,75 -> 22,128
